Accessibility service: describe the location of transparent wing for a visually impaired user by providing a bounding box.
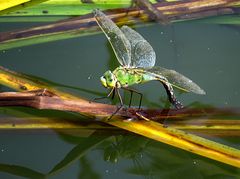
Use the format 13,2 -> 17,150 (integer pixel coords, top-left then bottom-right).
146,66 -> 206,94
93,9 -> 131,67
121,26 -> 156,68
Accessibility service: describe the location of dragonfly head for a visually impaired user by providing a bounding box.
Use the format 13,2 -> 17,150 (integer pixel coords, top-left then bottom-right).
100,70 -> 117,88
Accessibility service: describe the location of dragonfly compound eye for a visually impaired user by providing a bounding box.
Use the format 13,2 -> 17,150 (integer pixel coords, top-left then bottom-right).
101,71 -> 117,88
100,76 -> 107,88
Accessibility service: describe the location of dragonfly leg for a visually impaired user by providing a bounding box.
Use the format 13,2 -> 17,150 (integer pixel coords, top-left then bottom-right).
162,82 -> 184,109
122,87 -> 143,109
90,87 -> 115,103
116,88 -> 123,106
129,90 -> 133,108
111,88 -> 116,100
108,88 -> 124,120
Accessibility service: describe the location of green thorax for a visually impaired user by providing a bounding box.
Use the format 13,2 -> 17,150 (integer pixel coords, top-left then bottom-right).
113,66 -> 155,87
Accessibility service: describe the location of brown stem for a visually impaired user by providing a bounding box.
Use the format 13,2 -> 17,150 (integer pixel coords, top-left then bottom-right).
0,0 -> 239,43
0,90 -> 239,121
0,90 -> 120,118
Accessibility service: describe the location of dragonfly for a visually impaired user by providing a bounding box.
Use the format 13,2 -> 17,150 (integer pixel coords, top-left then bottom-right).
93,9 -> 205,109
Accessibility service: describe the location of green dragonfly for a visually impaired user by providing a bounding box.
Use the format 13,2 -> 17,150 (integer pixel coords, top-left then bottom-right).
93,9 -> 205,109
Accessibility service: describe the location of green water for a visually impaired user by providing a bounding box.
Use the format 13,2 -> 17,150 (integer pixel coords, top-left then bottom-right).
0,20 -> 240,178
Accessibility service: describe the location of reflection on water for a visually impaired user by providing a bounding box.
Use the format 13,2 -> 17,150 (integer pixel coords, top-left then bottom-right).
0,17 -> 240,178
0,127 -> 239,178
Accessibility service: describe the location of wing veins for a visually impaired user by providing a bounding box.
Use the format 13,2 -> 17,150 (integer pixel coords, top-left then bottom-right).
94,9 -> 131,67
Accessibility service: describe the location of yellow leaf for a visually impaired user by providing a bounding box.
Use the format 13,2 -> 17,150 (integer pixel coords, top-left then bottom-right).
0,0 -> 31,11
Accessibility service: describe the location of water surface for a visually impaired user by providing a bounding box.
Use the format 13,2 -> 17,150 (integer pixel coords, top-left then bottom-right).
0,19 -> 240,178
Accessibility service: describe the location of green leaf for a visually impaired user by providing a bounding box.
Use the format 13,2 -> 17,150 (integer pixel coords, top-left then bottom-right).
0,164 -> 44,179
0,0 -> 130,16
48,131 -> 111,176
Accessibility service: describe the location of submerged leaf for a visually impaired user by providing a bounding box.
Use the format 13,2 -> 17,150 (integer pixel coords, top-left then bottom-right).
0,164 -> 44,178
48,131 -> 110,176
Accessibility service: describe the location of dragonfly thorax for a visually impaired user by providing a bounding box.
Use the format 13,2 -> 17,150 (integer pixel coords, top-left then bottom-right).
100,67 -> 144,89
114,67 -> 144,87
